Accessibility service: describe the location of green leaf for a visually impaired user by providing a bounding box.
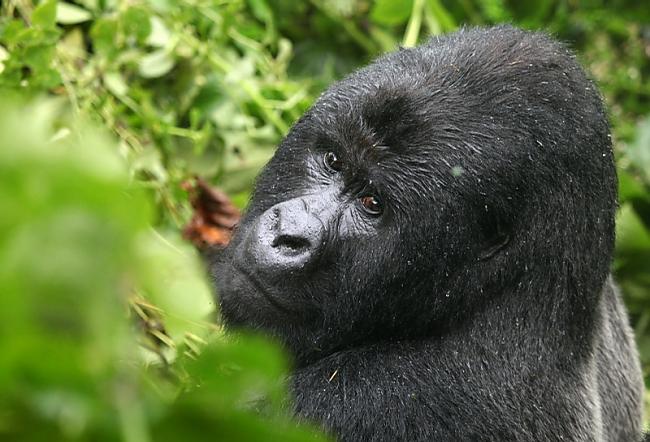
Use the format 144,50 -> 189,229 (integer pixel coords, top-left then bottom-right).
370,0 -> 413,26
619,169 -> 648,203
90,18 -> 118,56
33,66 -> 62,89
78,0 -> 99,10
0,20 -> 27,46
138,50 -> 175,78
103,71 -> 128,96
32,0 -> 58,29
616,203 -> 650,253
135,231 -> 214,342
628,116 -> 650,182
323,0 -> 359,17
23,44 -> 55,70
146,16 -> 171,48
247,0 -> 274,24
56,2 -> 93,25
477,0 -> 511,22
0,98 -> 148,431
122,7 -> 152,44
0,45 -> 8,73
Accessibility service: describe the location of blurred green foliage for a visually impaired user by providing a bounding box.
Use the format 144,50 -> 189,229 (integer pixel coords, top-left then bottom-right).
0,98 -> 326,440
0,0 -> 649,438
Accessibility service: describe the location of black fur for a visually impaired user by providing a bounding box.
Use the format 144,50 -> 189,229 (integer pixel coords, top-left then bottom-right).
212,26 -> 644,441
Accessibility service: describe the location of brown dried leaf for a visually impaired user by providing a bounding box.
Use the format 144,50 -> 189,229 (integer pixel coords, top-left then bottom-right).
182,177 -> 241,248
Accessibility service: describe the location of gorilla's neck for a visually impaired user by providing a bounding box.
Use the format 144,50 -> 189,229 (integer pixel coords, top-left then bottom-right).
289,266 -> 605,370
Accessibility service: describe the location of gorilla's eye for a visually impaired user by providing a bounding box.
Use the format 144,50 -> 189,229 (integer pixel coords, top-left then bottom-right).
323,151 -> 343,172
359,195 -> 382,216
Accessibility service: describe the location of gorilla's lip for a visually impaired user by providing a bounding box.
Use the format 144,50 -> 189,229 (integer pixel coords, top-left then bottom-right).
231,262 -> 294,314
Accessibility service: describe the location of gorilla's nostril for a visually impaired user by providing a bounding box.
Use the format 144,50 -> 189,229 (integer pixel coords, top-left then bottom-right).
272,235 -> 310,252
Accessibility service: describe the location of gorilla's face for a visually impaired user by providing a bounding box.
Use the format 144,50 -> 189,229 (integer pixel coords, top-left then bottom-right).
214,82 -> 496,364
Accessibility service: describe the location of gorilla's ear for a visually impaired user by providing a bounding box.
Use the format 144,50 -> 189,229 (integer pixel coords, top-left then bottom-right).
478,207 -> 511,260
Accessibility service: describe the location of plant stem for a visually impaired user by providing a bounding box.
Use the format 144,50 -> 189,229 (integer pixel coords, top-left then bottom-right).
403,0 -> 426,47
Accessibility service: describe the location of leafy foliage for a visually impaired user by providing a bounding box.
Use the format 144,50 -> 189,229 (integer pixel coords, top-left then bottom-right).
1,0 -> 649,437
0,98 -> 326,440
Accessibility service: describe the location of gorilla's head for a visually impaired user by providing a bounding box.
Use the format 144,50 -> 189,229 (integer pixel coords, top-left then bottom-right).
213,26 -> 616,366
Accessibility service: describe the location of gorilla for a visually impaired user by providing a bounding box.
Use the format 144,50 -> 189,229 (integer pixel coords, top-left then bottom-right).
212,26 -> 644,441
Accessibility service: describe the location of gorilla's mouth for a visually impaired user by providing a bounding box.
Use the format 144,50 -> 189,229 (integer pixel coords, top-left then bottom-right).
231,262 -> 295,314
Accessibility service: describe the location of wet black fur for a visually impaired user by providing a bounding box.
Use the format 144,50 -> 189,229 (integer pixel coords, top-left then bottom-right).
212,26 -> 644,441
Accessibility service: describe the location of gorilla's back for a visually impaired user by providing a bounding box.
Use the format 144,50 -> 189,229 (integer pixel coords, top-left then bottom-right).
596,277 -> 643,440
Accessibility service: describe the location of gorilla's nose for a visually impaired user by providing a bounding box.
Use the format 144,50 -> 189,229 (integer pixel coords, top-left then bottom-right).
244,198 -> 324,273
272,233 -> 312,254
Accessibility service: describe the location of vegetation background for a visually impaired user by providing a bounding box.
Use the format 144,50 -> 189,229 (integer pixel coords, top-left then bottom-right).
1,0 -> 649,440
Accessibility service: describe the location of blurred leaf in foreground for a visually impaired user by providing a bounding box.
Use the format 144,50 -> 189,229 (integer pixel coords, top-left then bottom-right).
0,98 -> 327,441
0,97 -> 149,439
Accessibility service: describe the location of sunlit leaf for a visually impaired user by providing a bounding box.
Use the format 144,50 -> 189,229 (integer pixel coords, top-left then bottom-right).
103,71 -> 128,96
138,49 -> 175,78
56,2 -> 93,25
32,0 -> 58,29
147,16 -> 171,48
